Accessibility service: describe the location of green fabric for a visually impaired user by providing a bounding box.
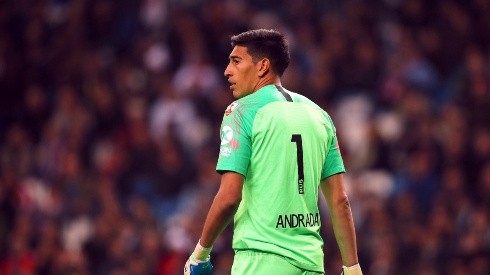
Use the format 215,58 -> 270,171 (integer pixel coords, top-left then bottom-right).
232,251 -> 324,275
216,85 -> 345,272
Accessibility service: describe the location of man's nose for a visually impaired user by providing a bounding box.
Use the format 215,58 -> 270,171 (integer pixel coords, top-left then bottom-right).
224,64 -> 231,77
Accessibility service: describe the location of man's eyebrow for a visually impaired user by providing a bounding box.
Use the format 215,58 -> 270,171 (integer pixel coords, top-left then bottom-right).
229,55 -> 242,60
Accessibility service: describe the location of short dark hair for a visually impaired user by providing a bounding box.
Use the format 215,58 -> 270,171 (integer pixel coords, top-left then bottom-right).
231,29 -> 290,76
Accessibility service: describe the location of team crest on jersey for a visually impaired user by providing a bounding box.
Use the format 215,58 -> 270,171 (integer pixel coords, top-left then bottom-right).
225,102 -> 238,116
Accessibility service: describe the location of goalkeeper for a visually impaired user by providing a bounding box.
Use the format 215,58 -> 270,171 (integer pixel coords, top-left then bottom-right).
185,29 -> 362,275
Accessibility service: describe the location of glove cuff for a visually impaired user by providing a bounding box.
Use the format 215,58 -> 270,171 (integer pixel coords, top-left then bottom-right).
342,263 -> 362,275
192,240 -> 213,262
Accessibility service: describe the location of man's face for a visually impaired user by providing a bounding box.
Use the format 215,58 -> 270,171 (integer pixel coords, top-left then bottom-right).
224,45 -> 261,99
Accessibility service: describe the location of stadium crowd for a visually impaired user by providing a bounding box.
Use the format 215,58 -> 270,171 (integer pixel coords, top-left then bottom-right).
0,0 -> 489,274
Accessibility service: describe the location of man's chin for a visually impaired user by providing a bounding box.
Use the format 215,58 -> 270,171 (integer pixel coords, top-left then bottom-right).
232,90 -> 241,99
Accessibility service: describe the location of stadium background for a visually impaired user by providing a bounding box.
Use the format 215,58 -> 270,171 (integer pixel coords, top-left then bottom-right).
0,0 -> 489,274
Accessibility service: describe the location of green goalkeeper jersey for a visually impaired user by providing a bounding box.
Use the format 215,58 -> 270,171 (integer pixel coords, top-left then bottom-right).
216,84 -> 345,272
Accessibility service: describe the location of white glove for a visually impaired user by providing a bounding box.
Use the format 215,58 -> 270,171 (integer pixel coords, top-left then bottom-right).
184,241 -> 213,275
341,263 -> 363,275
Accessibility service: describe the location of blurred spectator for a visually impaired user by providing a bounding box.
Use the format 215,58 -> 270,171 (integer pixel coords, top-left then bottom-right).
1,0 -> 489,274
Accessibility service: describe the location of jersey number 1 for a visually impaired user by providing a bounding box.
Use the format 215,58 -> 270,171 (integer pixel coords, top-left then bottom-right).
291,134 -> 304,194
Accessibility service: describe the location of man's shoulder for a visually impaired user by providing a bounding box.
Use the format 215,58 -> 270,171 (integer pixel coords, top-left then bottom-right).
223,89 -> 276,118
285,90 -> 336,124
224,101 -> 240,117
287,90 -> 315,105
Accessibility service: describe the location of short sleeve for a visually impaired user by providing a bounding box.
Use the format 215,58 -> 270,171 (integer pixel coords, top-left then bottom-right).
321,129 -> 346,180
216,102 -> 252,176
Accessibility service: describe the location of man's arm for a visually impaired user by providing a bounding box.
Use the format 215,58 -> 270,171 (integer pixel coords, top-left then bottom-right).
199,171 -> 243,248
184,172 -> 243,274
320,173 -> 359,267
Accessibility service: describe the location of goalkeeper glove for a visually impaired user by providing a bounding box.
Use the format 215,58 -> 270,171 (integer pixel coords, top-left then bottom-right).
184,241 -> 213,275
341,263 -> 363,275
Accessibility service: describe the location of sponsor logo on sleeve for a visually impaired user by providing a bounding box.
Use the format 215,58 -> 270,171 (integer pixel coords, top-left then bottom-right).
221,125 -> 233,145
220,125 -> 234,157
219,125 -> 240,157
220,147 -> 232,157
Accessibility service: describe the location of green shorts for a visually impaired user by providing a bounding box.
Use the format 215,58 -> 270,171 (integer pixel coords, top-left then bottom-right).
231,251 -> 324,275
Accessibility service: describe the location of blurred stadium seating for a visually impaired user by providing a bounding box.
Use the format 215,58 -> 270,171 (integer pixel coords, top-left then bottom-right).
0,0 -> 489,274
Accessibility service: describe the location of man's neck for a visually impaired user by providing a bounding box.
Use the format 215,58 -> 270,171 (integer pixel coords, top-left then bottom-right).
253,75 -> 281,93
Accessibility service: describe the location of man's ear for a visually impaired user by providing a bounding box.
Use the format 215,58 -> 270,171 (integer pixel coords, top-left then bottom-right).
257,58 -> 270,77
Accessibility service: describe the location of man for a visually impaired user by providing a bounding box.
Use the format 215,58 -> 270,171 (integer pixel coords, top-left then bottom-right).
185,29 -> 362,275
